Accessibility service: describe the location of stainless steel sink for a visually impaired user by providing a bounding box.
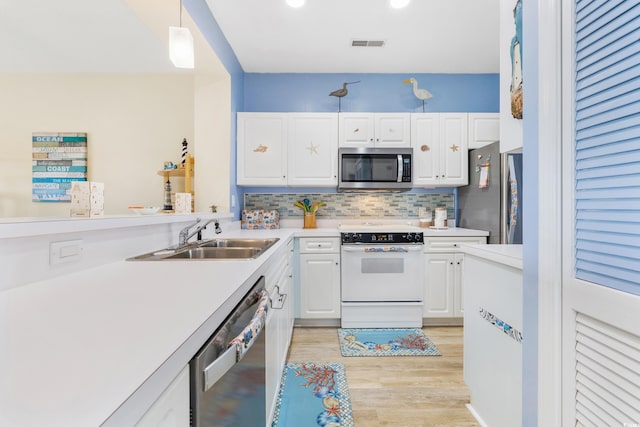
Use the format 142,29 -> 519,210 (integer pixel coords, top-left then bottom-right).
199,238 -> 279,250
126,237 -> 279,261
164,247 -> 262,260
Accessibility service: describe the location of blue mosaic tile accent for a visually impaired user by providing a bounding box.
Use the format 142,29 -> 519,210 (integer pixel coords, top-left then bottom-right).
479,307 -> 523,343
244,193 -> 454,219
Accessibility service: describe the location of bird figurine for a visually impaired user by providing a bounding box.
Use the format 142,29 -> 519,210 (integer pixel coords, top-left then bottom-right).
403,77 -> 433,112
329,81 -> 360,111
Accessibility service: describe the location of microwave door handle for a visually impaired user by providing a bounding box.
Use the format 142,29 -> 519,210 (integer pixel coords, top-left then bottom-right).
397,155 -> 403,182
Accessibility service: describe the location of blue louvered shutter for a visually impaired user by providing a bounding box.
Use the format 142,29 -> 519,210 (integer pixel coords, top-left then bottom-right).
574,0 -> 640,295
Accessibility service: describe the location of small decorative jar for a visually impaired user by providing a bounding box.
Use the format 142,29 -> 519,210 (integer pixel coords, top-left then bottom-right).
303,213 -> 317,229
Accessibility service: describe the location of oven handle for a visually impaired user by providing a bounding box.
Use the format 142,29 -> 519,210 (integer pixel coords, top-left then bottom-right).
342,245 -> 423,253
202,289 -> 270,392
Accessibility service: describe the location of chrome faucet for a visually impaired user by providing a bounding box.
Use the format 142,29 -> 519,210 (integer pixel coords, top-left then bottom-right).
178,218 -> 221,247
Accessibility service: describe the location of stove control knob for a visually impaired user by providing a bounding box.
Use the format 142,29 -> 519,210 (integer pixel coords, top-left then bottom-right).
414,234 -> 423,242
406,233 -> 413,241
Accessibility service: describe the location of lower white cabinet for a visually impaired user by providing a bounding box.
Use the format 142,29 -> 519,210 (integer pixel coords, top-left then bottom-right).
298,237 -> 341,319
266,239 -> 294,423
423,236 -> 486,320
135,366 -> 189,427
423,252 -> 464,318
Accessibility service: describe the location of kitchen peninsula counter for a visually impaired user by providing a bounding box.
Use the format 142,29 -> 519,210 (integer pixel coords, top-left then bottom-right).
0,216 -> 488,427
460,244 -> 523,427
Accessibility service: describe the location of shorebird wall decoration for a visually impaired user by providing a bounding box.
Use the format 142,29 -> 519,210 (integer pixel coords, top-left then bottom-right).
329,81 -> 360,112
403,77 -> 433,112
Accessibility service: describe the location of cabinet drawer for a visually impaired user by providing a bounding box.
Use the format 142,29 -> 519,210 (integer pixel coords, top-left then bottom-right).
299,237 -> 340,254
424,236 -> 486,252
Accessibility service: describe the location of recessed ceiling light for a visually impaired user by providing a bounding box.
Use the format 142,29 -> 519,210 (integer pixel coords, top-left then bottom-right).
389,0 -> 411,9
286,0 -> 306,7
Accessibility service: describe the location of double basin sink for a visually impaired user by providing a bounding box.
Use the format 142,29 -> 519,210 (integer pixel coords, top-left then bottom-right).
127,238 -> 280,261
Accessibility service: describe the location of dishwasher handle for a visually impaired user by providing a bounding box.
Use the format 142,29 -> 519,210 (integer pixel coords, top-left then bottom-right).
202,288 -> 270,392
202,344 -> 237,392
229,289 -> 270,360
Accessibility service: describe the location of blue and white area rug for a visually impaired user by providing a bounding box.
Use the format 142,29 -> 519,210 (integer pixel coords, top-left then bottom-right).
272,362 -> 354,427
338,328 -> 441,357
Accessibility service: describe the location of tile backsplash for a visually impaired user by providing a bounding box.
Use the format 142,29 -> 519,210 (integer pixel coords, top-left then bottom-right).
244,193 -> 454,219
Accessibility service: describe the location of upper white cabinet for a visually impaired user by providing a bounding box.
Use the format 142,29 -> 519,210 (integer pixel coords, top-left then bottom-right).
339,113 -> 410,147
411,113 -> 469,187
468,113 -> 500,149
237,113 -> 288,186
237,113 -> 338,187
287,113 -> 338,186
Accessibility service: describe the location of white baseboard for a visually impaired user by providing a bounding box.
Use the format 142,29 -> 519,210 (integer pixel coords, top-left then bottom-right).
466,404 -> 489,427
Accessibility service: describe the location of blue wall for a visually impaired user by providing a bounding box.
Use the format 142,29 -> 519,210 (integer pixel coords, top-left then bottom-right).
185,0 -> 245,219
244,73 -> 499,113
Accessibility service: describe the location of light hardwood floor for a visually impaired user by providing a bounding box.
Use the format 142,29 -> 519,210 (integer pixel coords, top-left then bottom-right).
286,326 -> 479,427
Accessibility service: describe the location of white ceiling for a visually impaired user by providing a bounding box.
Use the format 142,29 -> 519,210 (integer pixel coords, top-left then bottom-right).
0,0 -> 499,75
205,0 -> 500,73
0,0 -> 225,74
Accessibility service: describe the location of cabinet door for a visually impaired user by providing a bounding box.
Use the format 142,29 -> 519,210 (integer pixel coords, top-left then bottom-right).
439,113 -> 469,185
339,113 -> 375,147
468,113 -> 500,149
135,366 -> 189,427
265,308 -> 279,423
411,113 -> 440,186
299,253 -> 341,318
374,113 -> 411,147
237,113 -> 287,186
453,253 -> 465,317
424,253 -> 455,317
288,113 -> 338,186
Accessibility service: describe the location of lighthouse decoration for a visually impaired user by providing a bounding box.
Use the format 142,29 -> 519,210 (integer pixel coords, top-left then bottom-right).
181,138 -> 188,167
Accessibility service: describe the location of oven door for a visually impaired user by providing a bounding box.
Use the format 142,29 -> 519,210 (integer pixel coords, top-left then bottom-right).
341,245 -> 424,302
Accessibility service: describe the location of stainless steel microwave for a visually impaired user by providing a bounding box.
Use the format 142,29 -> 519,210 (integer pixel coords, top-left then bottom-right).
338,147 -> 413,191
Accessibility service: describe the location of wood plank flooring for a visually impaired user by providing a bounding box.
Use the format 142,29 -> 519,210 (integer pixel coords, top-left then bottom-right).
286,326 -> 479,427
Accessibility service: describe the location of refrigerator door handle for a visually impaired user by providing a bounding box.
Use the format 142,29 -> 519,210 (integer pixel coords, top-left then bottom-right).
500,153 -> 508,244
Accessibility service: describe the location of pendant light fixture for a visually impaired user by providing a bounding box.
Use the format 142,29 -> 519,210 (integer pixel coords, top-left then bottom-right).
169,0 -> 194,68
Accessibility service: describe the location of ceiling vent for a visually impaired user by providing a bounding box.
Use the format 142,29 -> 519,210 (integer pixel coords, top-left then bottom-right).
351,40 -> 385,47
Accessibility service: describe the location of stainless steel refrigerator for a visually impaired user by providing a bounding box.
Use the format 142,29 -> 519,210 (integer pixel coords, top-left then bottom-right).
457,142 -> 523,244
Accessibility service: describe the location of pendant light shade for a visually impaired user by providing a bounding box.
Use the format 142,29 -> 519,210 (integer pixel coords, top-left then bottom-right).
169,26 -> 194,69
170,0 -> 194,69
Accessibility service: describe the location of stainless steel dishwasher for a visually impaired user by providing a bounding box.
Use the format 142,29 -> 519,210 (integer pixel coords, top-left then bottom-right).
190,276 -> 269,427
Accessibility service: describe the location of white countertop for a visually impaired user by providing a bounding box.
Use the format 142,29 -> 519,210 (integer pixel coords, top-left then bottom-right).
0,221 -> 487,426
460,244 -> 523,269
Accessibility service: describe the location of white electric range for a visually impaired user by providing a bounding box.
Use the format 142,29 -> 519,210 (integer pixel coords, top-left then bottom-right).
338,223 -> 424,328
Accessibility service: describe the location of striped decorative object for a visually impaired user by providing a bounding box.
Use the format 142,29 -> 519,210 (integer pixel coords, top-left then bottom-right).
574,313 -> 640,426
574,0 -> 640,294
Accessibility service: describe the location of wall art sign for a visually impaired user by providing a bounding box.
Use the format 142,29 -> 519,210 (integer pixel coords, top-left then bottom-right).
510,0 -> 523,119
32,132 -> 87,202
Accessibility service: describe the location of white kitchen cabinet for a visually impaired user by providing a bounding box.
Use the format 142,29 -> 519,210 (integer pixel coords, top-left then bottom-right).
468,113 -> 500,149
411,113 -> 468,187
423,236 -> 486,321
238,113 -> 338,187
237,113 -> 288,186
299,237 -> 341,319
339,113 -> 410,147
423,252 -> 465,318
135,366 -> 189,427
287,113 -> 338,186
266,238 -> 294,423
